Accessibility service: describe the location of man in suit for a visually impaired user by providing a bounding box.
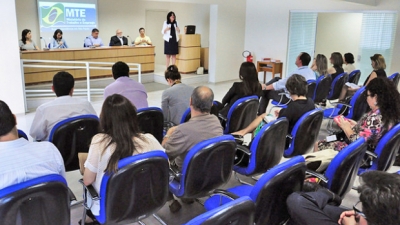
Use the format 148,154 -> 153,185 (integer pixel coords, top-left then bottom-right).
109,29 -> 128,46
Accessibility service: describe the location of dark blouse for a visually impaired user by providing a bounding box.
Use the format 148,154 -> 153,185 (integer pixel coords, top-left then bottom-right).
330,66 -> 345,81
220,82 -> 262,117
363,69 -> 387,86
278,98 -> 316,134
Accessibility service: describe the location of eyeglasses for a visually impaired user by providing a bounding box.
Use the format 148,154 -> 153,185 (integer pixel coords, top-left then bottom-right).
353,201 -> 366,220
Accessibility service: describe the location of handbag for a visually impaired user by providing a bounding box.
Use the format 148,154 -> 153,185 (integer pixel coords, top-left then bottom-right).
304,149 -> 338,173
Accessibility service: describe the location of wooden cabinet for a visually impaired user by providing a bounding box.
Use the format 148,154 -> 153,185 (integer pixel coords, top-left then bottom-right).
200,47 -> 209,70
177,34 -> 201,73
257,61 -> 283,83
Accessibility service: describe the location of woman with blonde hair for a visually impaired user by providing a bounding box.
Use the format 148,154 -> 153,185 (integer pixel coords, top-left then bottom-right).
311,54 -> 329,79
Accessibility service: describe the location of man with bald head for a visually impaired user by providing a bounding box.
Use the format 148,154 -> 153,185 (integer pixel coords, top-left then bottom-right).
109,29 -> 128,46
162,86 -> 223,169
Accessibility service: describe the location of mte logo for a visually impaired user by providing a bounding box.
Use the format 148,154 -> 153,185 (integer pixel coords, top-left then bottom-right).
41,3 -> 65,27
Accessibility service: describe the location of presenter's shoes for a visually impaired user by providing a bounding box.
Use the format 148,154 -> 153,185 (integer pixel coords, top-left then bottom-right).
169,200 -> 182,213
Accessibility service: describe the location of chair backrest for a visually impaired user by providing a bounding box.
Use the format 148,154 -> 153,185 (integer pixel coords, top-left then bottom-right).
313,75 -> 333,103
345,86 -> 368,121
180,104 -> 219,124
327,72 -> 348,100
370,123 -> 400,172
324,138 -> 367,197
225,95 -> 259,134
17,129 -> 28,140
49,114 -> 99,171
284,109 -> 323,157
306,79 -> 317,100
348,70 -> 361,84
0,174 -> 70,225
177,135 -> 237,198
234,118 -> 289,176
389,72 -> 400,87
137,107 -> 164,143
249,156 -> 306,225
98,151 -> 169,224
184,196 -> 255,225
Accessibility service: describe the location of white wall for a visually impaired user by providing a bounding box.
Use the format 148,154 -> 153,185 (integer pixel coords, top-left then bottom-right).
315,13 -> 363,68
245,0 -> 400,77
0,0 -> 26,114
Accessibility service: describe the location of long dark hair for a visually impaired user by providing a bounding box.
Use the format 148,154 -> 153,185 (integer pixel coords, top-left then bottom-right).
53,29 -> 63,40
166,11 -> 176,24
366,77 -> 400,129
100,94 -> 144,173
239,62 -> 261,95
21,29 -> 31,44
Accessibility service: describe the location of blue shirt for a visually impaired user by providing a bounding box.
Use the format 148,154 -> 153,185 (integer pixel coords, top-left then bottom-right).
84,35 -> 104,47
50,38 -> 68,49
272,66 -> 315,97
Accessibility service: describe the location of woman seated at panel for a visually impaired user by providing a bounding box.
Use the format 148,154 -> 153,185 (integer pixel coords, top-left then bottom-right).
232,74 -> 315,143
19,29 -> 38,50
343,52 -> 356,74
307,77 -> 400,172
310,54 -> 329,79
50,29 -> 68,49
219,62 -> 262,117
338,54 -> 387,102
82,94 -> 164,224
162,65 -> 194,125
327,52 -> 344,81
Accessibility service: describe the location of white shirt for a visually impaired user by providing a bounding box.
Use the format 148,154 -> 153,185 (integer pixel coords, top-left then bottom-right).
0,138 -> 65,189
29,95 -> 97,141
344,64 -> 356,75
272,66 -> 316,98
161,21 -> 180,42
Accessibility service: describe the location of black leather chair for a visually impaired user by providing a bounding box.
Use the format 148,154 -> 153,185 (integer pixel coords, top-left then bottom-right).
327,72 -> 348,100
284,109 -> 323,157
220,95 -> 259,134
306,80 -> 317,100
348,70 -> 361,84
17,129 -> 28,140
184,196 -> 255,225
180,104 -> 219,124
137,107 -> 164,143
313,75 -> 332,105
0,174 -> 70,225
49,114 -> 99,171
389,72 -> 400,87
80,151 -> 169,224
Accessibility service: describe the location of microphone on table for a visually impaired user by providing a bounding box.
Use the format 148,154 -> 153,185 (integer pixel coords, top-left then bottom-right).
127,35 -> 133,46
40,37 -> 49,50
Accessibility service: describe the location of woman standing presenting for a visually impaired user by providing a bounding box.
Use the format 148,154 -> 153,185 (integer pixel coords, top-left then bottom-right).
162,11 -> 180,68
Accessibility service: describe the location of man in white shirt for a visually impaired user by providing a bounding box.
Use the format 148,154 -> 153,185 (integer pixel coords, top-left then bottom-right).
134,27 -> 152,46
109,29 -> 128,46
29,72 -> 97,141
0,100 -> 65,189
258,52 -> 315,114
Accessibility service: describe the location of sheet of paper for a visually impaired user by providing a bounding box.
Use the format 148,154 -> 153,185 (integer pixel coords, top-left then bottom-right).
242,133 -> 252,146
345,82 -> 359,89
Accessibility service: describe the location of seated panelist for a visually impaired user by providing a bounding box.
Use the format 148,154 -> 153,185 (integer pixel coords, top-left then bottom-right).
19,29 -> 38,50
134,27 -> 152,46
109,29 -> 128,46
84,28 -> 104,47
50,29 -> 68,49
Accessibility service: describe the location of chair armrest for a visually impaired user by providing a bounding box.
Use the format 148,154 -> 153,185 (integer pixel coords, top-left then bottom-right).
366,150 -> 378,159
211,189 -> 240,200
68,187 -> 77,202
305,169 -> 329,185
236,144 -> 251,155
169,166 -> 182,181
79,179 -> 99,200
218,113 -> 227,122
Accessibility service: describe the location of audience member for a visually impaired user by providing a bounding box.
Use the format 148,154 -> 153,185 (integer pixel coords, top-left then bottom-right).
82,94 -> 163,222
29,71 -> 96,141
109,29 -> 128,46
19,29 -> 38,50
162,86 -> 223,170
309,77 -> 400,172
287,170 -> 400,225
50,29 -> 68,49
233,74 -> 315,142
162,65 -> 194,125
258,52 -> 315,114
0,100 -> 65,190
343,52 -> 356,74
311,54 -> 328,79
327,52 -> 344,80
84,28 -> 104,47
104,61 -> 148,109
134,27 -> 152,46
219,62 -> 262,117
338,54 -> 387,102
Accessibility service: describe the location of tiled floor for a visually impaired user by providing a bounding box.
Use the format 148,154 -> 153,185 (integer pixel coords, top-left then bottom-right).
14,75 -> 399,225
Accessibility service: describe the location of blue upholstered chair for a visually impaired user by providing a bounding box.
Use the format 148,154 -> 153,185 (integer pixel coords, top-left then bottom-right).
348,70 -> 361,85
284,109 -> 323,157
220,95 -> 259,134
184,196 -> 255,225
137,107 -> 164,143
307,138 -> 367,198
49,114 -> 99,171
327,72 -> 348,100
358,123 -> 400,175
0,174 -> 70,225
204,156 -> 306,225
234,118 -> 289,177
169,135 -> 237,199
305,79 -> 317,100
80,151 -> 169,225
17,129 -> 28,140
180,107 -> 192,124
388,72 -> 400,87
313,75 -> 333,105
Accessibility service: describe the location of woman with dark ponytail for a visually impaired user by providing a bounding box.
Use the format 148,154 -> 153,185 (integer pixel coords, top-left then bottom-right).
82,94 -> 164,223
